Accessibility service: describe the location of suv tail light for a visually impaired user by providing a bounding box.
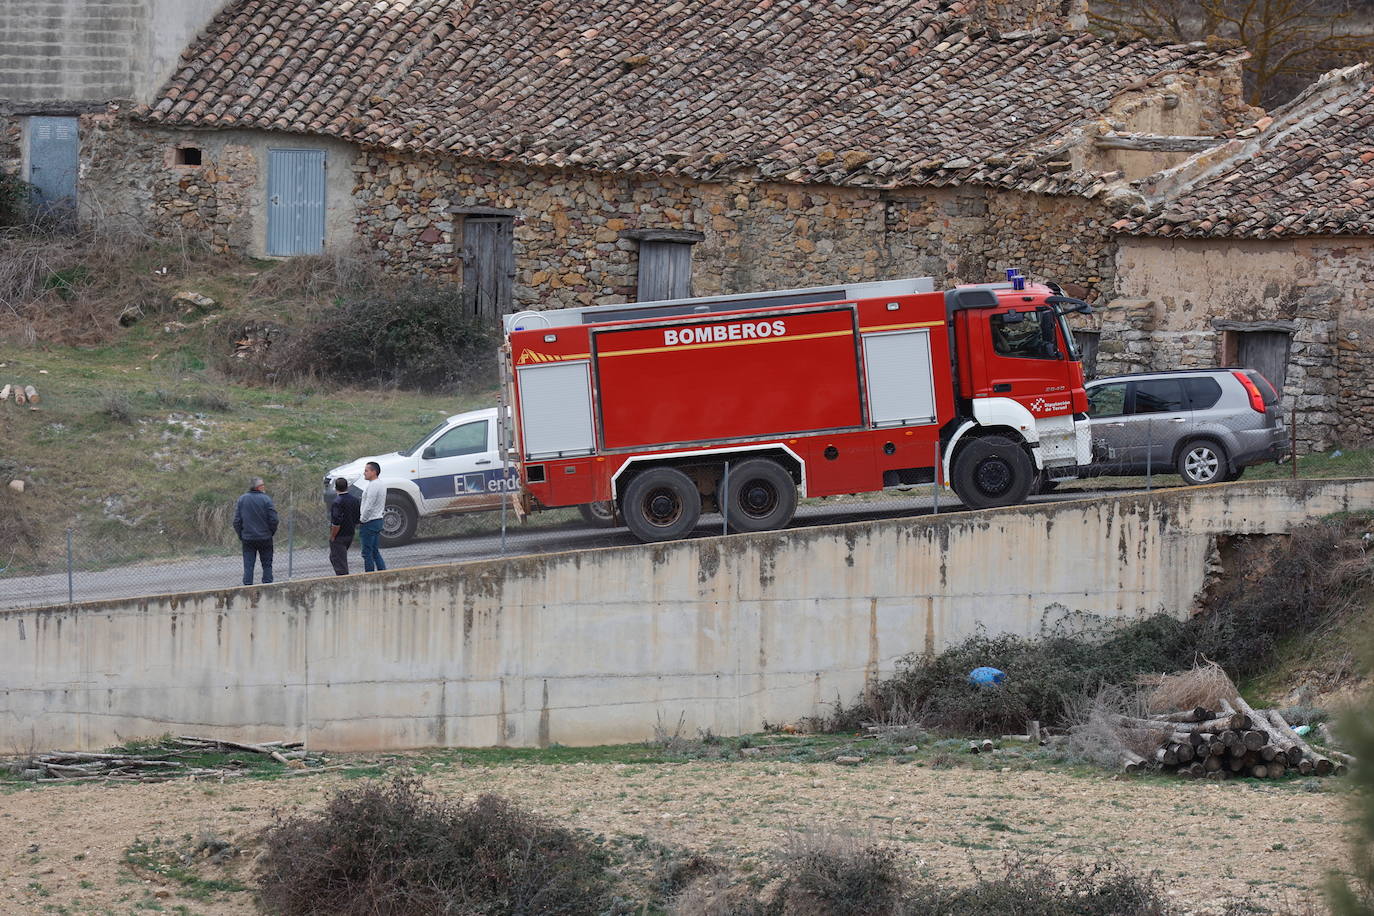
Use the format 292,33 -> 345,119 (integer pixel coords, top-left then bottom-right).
1232,370 -> 1266,414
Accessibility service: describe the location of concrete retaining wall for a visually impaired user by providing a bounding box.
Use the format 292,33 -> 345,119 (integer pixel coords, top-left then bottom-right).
3,480 -> 1371,751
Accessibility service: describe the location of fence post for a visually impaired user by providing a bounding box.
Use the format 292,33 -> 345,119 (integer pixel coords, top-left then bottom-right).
932,441 -> 940,515
1145,418 -> 1153,493
721,461 -> 730,536
66,528 -> 74,606
1290,412 -> 1299,480
286,486 -> 295,581
500,460 -> 508,555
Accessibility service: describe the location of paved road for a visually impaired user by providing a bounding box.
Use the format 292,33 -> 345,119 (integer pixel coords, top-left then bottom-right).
0,488 -> 1132,609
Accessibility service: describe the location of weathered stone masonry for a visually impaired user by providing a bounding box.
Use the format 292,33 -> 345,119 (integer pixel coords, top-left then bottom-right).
1097,237 -> 1374,450
353,150 -> 1121,310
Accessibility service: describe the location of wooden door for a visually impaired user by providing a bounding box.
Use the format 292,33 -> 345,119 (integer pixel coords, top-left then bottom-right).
462,217 -> 514,321
1236,331 -> 1291,397
637,241 -> 693,301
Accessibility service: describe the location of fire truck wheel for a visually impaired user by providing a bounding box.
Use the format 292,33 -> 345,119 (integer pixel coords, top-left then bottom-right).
622,468 -> 702,542
951,435 -> 1034,510
380,493 -> 418,547
724,459 -> 798,533
578,500 -> 618,528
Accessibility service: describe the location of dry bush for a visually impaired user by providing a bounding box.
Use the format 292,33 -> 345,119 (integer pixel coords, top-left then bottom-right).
0,483 -> 43,565
1144,661 -> 1238,713
905,858 -> 1173,916
670,872 -> 765,916
248,244 -> 381,303
773,831 -> 905,916
255,777 -> 613,916
1065,685 -> 1164,766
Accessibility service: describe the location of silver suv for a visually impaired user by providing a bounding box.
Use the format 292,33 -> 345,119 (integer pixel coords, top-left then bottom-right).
1085,369 -> 1287,485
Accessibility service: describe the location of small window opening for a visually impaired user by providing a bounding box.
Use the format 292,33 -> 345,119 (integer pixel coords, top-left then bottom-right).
175,147 -> 203,166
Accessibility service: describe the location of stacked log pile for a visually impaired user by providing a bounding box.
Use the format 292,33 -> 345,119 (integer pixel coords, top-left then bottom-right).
6,737 -> 323,782
1116,699 -> 1348,778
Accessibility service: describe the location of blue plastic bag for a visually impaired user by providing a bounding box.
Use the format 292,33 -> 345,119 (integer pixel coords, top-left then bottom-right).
968,666 -> 1006,686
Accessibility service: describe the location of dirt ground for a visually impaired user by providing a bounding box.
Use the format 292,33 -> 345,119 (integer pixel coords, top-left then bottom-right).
0,757 -> 1351,915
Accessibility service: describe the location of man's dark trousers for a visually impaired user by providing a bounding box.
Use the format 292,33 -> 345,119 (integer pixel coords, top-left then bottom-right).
242,538 -> 274,585
329,536 -> 352,575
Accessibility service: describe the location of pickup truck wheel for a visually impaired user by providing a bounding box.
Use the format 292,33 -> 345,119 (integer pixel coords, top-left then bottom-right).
380,494 -> 418,546
724,459 -> 797,533
1178,440 -> 1227,485
622,468 -> 701,542
951,435 -> 1034,510
578,500 -> 618,528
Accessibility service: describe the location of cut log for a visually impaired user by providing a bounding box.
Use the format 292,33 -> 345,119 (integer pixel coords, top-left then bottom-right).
1117,715 -> 1242,735
1186,762 -> 1205,777
1265,711 -> 1336,776
1259,745 -> 1278,762
1215,699 -> 1252,730
1297,759 -> 1315,776
1230,697 -> 1301,763
1203,755 -> 1223,772
1250,764 -> 1269,779
1121,750 -> 1147,774
1150,707 -> 1215,723
1220,729 -> 1241,748
1174,742 -> 1195,764
1155,746 -> 1179,766
1267,762 -> 1286,779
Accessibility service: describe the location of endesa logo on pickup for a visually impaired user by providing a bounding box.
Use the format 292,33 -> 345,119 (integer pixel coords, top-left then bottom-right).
664,320 -> 787,346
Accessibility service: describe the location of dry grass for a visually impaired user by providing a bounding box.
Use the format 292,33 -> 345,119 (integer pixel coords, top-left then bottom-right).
1144,660 -> 1239,713
0,221 -> 212,345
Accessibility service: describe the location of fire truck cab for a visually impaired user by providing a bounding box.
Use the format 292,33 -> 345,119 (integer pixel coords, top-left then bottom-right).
501,273 -> 1091,542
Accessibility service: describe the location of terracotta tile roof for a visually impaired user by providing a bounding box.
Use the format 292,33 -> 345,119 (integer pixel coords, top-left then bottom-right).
1122,63 -> 1374,238
144,0 -> 1241,195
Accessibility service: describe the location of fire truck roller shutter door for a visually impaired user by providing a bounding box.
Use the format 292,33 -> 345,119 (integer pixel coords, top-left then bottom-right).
517,361 -> 596,459
723,459 -> 798,534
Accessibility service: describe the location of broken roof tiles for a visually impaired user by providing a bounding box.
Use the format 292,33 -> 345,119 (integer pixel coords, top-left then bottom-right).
1127,64 -> 1374,239
144,0 -> 1241,195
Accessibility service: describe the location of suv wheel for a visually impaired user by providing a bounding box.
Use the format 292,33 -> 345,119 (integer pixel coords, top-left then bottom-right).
1177,440 -> 1227,486
381,494 -> 419,546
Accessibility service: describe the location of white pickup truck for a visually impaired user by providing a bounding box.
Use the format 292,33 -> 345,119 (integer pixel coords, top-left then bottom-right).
323,407 -> 614,546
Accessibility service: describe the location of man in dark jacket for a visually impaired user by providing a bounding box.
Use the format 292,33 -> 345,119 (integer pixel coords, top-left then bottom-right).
328,476 -> 362,576
233,477 -> 279,585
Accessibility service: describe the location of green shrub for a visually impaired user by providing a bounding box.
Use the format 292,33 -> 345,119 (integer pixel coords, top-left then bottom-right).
255,777 -> 613,916
275,282 -> 499,391
0,171 -> 29,226
837,515 -> 1374,735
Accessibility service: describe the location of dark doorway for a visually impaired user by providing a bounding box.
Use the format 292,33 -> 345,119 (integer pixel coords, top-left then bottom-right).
462,217 -> 515,320
1073,329 -> 1100,380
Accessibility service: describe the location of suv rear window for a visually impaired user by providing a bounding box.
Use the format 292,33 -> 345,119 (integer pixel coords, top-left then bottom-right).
1132,379 -> 1186,414
1182,376 -> 1223,410
1245,370 -> 1281,405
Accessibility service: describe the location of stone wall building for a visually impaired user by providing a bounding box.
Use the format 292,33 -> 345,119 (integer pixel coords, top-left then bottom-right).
100,0 -> 1249,315
0,0 -> 228,212
1095,64 -> 1374,450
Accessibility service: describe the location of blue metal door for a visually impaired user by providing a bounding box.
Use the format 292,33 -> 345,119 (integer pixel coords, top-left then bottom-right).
27,116 -> 79,215
267,148 -> 326,256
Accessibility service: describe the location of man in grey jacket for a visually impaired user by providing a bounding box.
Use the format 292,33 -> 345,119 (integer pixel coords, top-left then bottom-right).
233,476 -> 279,585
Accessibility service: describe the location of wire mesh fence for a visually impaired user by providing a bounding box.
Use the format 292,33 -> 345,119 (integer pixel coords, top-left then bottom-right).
3,418 -> 1372,610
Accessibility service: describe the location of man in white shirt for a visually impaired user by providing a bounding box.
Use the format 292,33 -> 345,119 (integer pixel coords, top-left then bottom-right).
357,461 -> 388,572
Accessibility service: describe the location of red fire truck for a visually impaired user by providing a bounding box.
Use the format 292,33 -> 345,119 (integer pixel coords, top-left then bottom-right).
499,273 -> 1092,542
